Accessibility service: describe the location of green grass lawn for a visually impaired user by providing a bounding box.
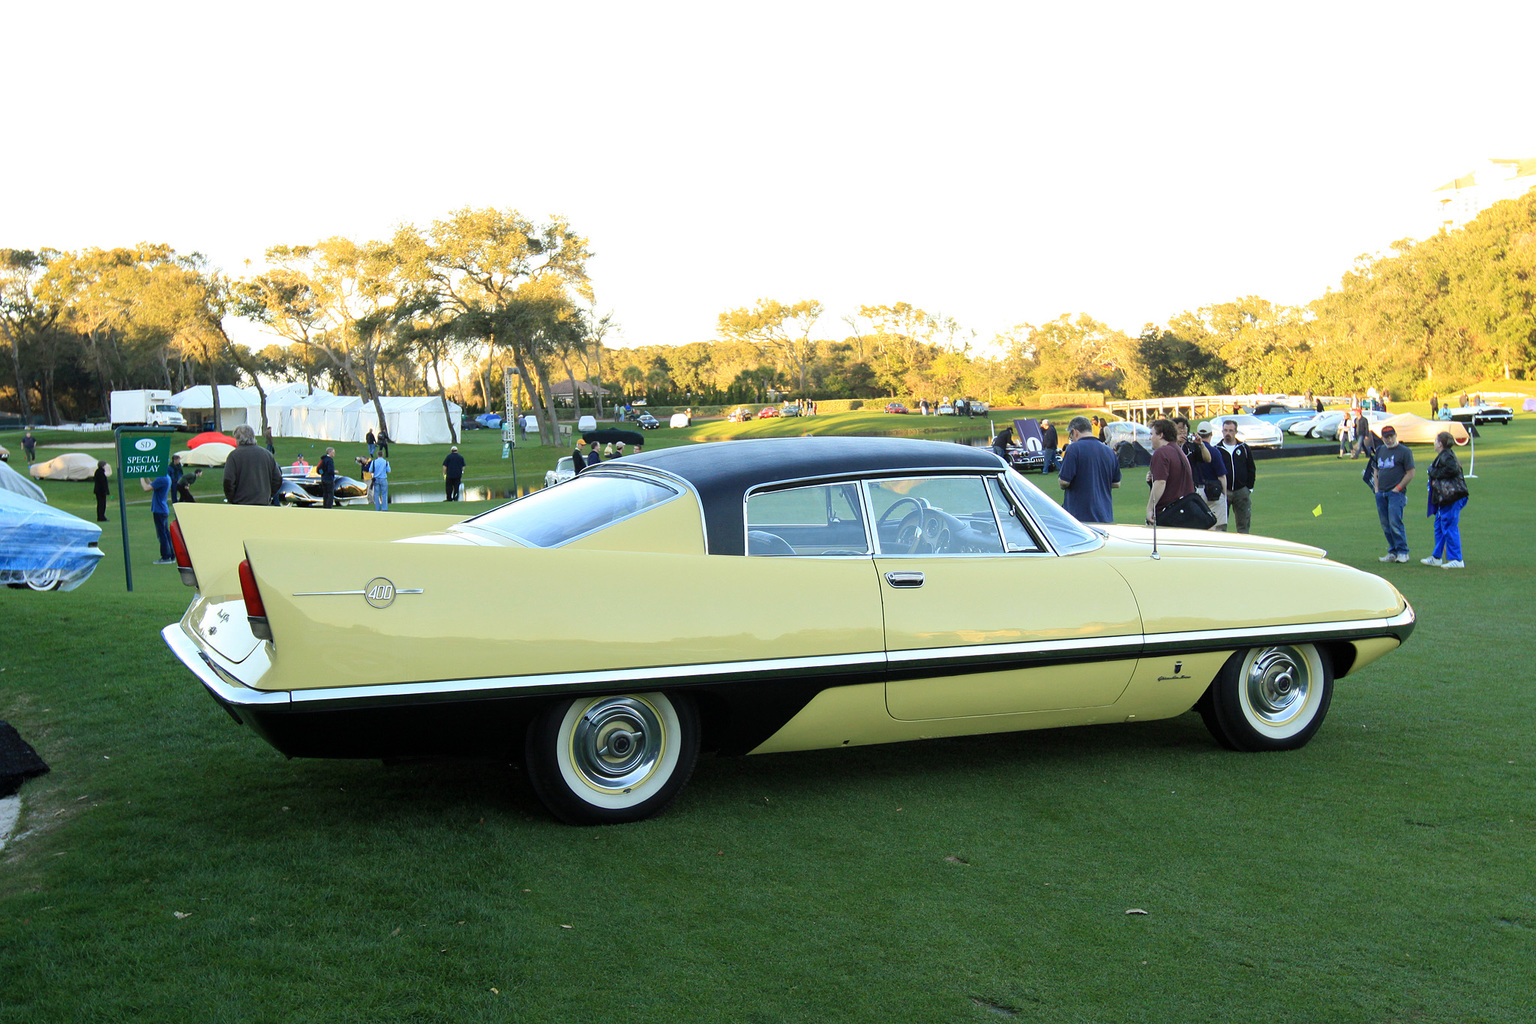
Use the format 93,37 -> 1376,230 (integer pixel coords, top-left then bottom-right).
2,414 -> 1533,1023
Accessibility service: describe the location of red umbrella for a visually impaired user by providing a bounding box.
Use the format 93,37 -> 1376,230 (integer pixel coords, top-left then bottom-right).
187,431 -> 238,449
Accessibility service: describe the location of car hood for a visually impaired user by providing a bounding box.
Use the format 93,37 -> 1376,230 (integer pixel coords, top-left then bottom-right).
1096,524 -> 1327,560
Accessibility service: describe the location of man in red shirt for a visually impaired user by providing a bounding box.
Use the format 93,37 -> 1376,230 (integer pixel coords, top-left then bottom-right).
1145,418 -> 1194,525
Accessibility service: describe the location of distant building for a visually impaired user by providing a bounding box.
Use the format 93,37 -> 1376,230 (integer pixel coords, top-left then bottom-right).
547,379 -> 611,407
1432,158 -> 1536,232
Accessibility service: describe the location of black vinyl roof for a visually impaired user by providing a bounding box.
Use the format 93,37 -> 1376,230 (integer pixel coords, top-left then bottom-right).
591,436 -> 1004,555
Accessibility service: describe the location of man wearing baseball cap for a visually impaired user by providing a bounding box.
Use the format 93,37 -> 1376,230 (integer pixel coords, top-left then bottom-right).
1369,425 -> 1415,562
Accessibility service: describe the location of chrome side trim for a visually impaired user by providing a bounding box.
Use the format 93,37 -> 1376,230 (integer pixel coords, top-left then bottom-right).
291,589 -> 425,597
880,610 -> 1414,669
886,632 -> 1144,667
286,650 -> 888,709
163,605 -> 1413,712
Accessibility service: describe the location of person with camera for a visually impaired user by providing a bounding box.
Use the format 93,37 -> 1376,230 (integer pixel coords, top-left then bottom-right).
1192,425 -> 1229,529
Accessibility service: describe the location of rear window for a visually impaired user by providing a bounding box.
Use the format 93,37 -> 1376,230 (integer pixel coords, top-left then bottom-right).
464,473 -> 680,547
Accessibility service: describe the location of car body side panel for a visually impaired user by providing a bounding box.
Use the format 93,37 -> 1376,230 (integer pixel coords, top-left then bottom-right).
878,557 -> 1141,718
1341,636 -> 1402,676
1106,553 -> 1408,635
241,541 -> 884,692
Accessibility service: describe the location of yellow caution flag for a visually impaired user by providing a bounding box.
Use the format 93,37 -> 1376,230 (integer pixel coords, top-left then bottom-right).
1312,504 -> 1323,517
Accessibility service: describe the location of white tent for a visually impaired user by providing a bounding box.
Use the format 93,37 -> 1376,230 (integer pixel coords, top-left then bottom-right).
355,396 -> 462,445
266,391 -> 461,445
171,385 -> 262,431
172,382 -> 461,445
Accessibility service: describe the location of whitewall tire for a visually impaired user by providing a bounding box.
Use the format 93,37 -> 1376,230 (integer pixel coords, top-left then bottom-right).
525,692 -> 699,825
1199,644 -> 1333,752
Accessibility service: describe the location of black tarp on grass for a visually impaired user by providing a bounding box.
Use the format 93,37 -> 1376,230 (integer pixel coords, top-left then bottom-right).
0,721 -> 48,797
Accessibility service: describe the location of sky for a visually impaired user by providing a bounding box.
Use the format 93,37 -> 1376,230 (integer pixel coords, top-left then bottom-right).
5,0 -> 1535,358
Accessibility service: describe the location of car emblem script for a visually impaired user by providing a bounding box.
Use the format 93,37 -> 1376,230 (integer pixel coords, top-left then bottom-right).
364,577 -> 398,608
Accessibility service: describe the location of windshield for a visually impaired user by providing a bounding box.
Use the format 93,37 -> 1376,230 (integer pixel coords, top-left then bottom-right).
1004,469 -> 1102,554
464,472 -> 680,547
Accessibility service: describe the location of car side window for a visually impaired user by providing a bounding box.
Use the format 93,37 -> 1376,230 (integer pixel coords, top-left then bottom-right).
867,476 -> 1006,555
746,482 -> 869,556
986,477 -> 1043,553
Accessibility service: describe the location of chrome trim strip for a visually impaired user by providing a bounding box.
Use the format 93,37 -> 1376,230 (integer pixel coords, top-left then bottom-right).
886,632 -> 1144,666
883,611 -> 1413,667
291,589 -> 425,597
164,605 -> 1413,711
287,650 -> 888,708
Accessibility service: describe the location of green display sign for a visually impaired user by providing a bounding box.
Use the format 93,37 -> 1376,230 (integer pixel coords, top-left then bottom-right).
117,432 -> 173,478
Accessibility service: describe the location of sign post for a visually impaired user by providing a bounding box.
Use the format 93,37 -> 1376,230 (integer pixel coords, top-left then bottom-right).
503,366 -> 519,495
114,427 -> 176,592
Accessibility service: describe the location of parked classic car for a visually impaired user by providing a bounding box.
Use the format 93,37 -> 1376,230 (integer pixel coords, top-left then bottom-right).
544,456 -> 577,488
1445,403 -> 1513,425
884,402 -> 908,414
757,407 -> 780,419
1,489 -> 105,591
162,437 -> 1415,825
1195,413 -> 1283,447
1372,414 -> 1470,445
636,413 -> 661,429
727,407 -> 755,423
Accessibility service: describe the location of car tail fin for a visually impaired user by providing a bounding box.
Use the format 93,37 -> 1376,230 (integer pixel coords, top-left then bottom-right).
238,559 -> 272,640
170,521 -> 198,589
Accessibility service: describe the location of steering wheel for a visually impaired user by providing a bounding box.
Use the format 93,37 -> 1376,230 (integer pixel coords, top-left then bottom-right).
897,508 -> 969,554
877,495 -> 928,531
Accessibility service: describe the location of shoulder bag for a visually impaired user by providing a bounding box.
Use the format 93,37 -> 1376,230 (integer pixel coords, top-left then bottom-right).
1430,476 -> 1468,506
1155,491 -> 1218,530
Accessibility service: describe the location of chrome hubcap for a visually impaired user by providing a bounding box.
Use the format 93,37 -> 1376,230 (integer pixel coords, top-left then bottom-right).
1245,647 -> 1312,724
570,697 -> 665,792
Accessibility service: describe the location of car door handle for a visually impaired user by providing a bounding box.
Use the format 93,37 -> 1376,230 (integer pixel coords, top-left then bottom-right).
884,571 -> 925,588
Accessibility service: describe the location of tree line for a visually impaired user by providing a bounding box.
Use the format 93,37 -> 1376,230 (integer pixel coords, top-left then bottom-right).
4,190 -> 1532,433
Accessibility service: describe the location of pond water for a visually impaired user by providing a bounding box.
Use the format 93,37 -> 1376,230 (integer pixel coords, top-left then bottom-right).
385,483 -> 531,504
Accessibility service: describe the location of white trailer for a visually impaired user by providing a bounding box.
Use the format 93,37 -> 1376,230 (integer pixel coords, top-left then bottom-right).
110,390 -> 186,428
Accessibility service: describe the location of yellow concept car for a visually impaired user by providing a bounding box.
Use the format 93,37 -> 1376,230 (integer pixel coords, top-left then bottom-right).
162,436 -> 1415,824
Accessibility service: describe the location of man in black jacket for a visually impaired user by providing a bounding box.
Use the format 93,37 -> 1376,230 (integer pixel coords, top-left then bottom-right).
1041,419 -> 1059,472
1215,419 -> 1257,533
442,445 -> 465,501
318,447 -> 337,508
223,425 -> 283,506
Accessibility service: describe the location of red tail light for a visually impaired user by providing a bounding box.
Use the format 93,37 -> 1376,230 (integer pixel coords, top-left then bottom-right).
238,559 -> 272,640
169,521 -> 198,589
